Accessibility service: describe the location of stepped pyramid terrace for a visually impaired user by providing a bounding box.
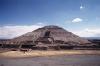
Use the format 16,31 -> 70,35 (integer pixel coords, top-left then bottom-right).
0,25 -> 98,51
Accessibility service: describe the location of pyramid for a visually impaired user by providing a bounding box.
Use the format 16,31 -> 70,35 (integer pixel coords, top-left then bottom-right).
12,25 -> 91,45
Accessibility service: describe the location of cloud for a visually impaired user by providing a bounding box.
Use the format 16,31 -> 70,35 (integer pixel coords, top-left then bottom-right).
36,22 -> 45,25
80,5 -> 84,10
72,18 -> 83,23
72,28 -> 100,37
0,24 -> 44,39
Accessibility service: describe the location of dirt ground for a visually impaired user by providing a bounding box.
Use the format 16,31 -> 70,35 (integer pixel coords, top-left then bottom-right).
0,50 -> 100,66
0,50 -> 100,58
0,55 -> 100,66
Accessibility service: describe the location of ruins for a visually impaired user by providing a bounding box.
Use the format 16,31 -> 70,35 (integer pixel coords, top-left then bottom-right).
0,25 -> 99,51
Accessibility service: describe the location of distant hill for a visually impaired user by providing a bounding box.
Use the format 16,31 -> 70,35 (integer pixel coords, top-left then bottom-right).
84,37 -> 100,40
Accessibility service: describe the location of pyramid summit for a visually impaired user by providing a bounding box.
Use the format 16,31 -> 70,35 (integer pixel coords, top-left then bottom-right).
42,25 -> 63,29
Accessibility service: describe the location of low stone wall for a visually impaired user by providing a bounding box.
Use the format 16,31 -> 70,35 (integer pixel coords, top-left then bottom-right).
0,44 -> 100,51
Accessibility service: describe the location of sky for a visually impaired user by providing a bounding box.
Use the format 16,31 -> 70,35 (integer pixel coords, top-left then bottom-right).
0,0 -> 100,38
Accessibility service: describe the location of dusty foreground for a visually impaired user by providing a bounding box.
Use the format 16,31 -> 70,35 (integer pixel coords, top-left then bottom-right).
0,50 -> 100,66
0,54 -> 100,66
0,50 -> 100,58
